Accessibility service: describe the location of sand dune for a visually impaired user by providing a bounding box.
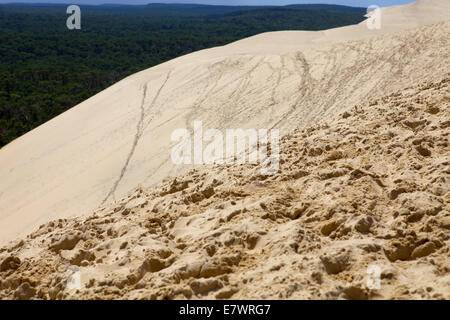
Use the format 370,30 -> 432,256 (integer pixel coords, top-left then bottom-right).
1,75 -> 448,299
0,0 -> 449,247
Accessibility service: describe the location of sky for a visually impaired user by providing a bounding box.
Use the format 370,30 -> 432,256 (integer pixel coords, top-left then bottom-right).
0,0 -> 417,8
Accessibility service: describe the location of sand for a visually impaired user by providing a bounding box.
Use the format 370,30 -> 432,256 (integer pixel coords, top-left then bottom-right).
0,0 -> 449,300
0,0 -> 449,245
1,74 -> 448,299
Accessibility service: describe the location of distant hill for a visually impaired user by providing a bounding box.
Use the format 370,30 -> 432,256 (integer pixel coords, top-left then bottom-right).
286,4 -> 366,13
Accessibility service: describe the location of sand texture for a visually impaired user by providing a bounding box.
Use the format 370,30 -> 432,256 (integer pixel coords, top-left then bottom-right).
1,0 -> 450,245
1,75 -> 448,300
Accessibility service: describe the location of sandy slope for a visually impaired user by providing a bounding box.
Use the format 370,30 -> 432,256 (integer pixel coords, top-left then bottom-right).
0,0 -> 449,246
0,75 -> 448,300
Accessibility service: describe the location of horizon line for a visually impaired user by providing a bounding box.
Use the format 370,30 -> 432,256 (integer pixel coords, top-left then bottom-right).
0,2 -> 368,9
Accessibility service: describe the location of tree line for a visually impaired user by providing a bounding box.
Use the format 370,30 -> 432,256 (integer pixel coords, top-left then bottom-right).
0,4 -> 365,147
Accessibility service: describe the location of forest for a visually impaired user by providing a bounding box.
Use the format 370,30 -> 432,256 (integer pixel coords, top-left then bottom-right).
0,4 -> 366,147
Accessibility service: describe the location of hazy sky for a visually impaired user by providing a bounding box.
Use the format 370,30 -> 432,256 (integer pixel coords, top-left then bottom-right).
0,0 -> 417,8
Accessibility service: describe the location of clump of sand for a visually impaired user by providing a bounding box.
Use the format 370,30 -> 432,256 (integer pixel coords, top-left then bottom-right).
1,76 -> 448,300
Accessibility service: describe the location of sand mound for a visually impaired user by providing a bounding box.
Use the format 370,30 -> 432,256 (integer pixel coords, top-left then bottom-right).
1,0 -> 450,245
1,76 -> 448,300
